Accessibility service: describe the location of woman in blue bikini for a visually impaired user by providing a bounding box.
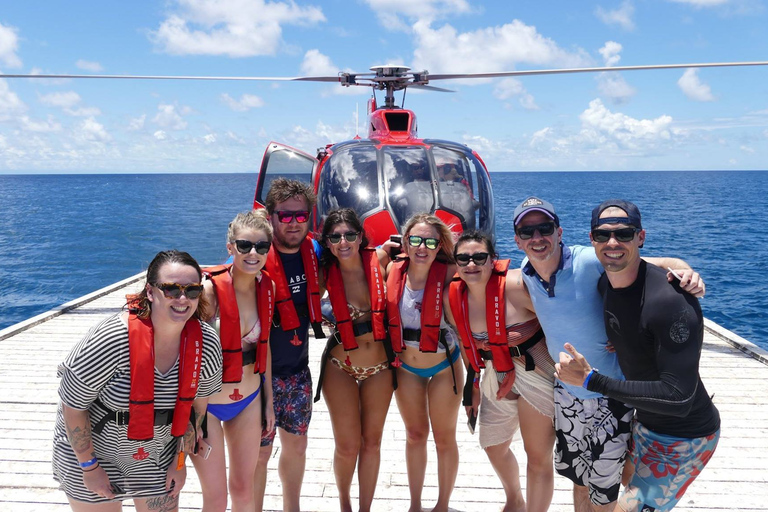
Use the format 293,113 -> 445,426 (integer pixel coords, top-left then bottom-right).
385,213 -> 462,512
193,210 -> 276,512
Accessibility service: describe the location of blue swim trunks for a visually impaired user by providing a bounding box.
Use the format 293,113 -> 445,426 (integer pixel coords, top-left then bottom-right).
261,367 -> 313,446
620,422 -> 720,512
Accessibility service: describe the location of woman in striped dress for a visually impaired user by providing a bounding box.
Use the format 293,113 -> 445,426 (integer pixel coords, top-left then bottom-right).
52,250 -> 223,511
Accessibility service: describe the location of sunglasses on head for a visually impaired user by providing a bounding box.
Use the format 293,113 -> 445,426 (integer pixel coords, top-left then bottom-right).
455,252 -> 490,267
408,235 -> 440,250
234,239 -> 271,255
516,222 -> 556,240
153,282 -> 204,299
591,227 -> 640,243
275,210 -> 309,223
327,231 -> 360,244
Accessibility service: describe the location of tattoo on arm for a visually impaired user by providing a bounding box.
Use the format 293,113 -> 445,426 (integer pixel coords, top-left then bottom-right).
66,424 -> 92,454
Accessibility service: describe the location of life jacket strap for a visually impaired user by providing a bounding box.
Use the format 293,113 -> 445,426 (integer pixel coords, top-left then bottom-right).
92,400 -> 174,435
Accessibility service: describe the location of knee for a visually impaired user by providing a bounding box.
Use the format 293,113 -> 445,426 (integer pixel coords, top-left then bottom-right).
335,436 -> 362,459
202,490 -> 228,512
257,445 -> 273,468
405,425 -> 429,446
432,428 -> 458,452
523,442 -> 554,473
284,436 -> 308,458
228,473 -> 254,503
360,431 -> 383,454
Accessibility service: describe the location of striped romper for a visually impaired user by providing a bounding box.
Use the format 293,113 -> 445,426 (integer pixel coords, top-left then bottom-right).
52,314 -> 223,503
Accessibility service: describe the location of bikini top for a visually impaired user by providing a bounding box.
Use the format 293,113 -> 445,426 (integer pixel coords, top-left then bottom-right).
347,302 -> 371,322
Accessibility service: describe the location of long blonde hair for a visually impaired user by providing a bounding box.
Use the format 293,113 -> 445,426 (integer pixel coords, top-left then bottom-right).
402,213 -> 455,263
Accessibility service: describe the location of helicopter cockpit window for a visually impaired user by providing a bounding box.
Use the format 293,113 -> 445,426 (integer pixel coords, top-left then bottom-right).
382,146 -> 434,224
255,144 -> 316,207
318,145 -> 380,218
432,147 -> 477,229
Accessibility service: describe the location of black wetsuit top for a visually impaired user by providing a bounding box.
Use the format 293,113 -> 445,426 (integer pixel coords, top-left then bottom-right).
588,261 -> 720,438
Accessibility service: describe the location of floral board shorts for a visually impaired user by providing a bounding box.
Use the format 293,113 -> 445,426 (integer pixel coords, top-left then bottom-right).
619,422 -> 719,512
261,367 -> 313,446
553,381 -> 634,505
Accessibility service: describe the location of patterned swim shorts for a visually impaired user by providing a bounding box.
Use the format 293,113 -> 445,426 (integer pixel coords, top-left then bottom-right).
261,367 -> 313,446
553,381 -> 634,505
619,422 -> 719,512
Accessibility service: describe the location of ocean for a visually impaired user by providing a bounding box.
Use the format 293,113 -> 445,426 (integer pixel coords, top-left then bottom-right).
0,171 -> 765,350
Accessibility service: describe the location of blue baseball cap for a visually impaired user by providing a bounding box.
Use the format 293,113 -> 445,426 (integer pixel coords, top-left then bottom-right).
513,196 -> 560,227
591,199 -> 642,230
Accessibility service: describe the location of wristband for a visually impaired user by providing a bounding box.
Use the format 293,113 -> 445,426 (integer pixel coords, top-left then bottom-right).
79,457 -> 98,470
583,369 -> 595,389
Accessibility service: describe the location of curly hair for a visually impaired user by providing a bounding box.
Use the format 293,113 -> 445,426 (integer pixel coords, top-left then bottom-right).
125,250 -> 208,320
402,213 -> 455,263
265,177 -> 317,214
319,208 -> 370,267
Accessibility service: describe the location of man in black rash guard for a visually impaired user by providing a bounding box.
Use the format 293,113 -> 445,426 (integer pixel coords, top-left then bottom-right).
556,199 -> 720,512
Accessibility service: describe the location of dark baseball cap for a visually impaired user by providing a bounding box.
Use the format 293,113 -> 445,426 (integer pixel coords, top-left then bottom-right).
591,199 -> 642,229
513,196 -> 559,226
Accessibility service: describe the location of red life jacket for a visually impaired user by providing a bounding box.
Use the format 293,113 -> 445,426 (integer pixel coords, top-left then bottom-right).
386,258 -> 447,354
264,237 -> 323,336
127,313 -> 202,441
449,259 -> 515,373
324,248 -> 387,351
205,264 -> 274,382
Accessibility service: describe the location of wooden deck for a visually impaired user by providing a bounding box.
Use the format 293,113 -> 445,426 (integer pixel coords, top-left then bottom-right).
1,275 -> 766,511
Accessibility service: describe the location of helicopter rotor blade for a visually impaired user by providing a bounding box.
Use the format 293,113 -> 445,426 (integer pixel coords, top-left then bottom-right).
0,73 -> 345,82
426,61 -> 768,81
410,84 -> 455,93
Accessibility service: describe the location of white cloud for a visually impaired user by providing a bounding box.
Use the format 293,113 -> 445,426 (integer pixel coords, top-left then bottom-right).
154,130 -> 168,140
677,69 -> 715,101
740,145 -> 755,153
221,93 -> 264,112
149,0 -> 326,57
76,60 -> 103,72
301,49 -> 339,76
493,78 -> 539,110
77,118 -> 111,142
203,133 -> 216,144
411,20 -> 591,76
39,91 -> 81,109
0,22 -> 22,68
595,1 -> 635,31
153,103 -> 189,130
362,0 -> 472,30
579,98 -> 675,148
128,115 -> 146,131
669,0 -> 729,7
596,42 -> 635,104
19,115 -> 62,133
0,79 -> 26,119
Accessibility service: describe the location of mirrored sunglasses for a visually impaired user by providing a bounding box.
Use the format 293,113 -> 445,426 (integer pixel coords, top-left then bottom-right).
591,227 -> 639,243
455,252 -> 490,267
327,232 -> 360,244
516,222 -> 556,240
275,210 -> 309,223
153,282 -> 203,299
234,239 -> 271,255
408,235 -> 440,250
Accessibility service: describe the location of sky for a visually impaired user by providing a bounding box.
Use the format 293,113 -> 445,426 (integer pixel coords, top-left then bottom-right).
0,0 -> 767,173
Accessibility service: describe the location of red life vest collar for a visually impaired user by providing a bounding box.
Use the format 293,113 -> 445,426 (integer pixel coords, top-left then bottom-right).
386,258 -> 447,354
449,259 -> 515,373
265,237 -> 323,337
324,248 -> 387,351
127,313 -> 202,441
205,264 -> 274,382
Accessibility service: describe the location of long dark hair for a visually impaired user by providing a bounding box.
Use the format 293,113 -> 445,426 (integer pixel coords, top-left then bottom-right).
319,208 -> 370,267
125,250 -> 208,320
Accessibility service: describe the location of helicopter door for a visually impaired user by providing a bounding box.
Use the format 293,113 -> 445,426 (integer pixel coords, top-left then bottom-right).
253,142 -> 318,209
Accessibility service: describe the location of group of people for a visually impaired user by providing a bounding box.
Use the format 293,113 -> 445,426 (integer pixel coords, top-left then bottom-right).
52,178 -> 720,512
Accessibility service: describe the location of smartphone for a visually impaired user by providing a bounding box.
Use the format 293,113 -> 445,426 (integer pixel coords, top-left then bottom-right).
197,439 -> 212,460
389,235 -> 402,244
467,410 -> 477,435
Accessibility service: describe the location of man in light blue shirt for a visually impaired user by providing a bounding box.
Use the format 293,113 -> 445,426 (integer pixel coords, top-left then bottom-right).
513,197 -> 704,512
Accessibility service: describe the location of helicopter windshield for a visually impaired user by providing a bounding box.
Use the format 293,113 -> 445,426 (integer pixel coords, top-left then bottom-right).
382,146 -> 434,225
318,144 -> 380,216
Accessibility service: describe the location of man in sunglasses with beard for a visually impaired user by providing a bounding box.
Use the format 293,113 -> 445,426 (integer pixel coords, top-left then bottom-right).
555,199 -> 720,512
255,178 -> 325,512
513,197 -> 705,512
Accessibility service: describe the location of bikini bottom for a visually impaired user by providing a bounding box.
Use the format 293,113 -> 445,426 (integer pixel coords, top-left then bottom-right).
329,356 -> 389,382
400,347 -> 460,379
207,386 -> 261,422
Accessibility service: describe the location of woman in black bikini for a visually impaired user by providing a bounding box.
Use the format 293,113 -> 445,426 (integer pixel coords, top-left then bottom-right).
318,208 -> 394,512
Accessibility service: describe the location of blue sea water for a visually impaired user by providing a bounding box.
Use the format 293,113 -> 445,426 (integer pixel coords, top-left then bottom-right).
0,171 -> 765,350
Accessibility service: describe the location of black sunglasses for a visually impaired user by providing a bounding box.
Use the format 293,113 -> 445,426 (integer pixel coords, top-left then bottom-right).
408,235 -> 440,250
275,210 -> 309,223
591,227 -> 640,243
455,252 -> 490,267
234,240 -> 271,255
153,282 -> 204,299
327,232 -> 360,244
516,222 -> 556,240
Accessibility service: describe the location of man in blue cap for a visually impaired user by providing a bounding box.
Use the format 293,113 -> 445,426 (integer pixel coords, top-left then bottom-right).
513,196 -> 705,512
556,199 -> 720,512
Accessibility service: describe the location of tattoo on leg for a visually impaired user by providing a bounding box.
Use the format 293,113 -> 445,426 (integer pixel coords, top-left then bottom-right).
146,494 -> 179,512
66,424 -> 92,454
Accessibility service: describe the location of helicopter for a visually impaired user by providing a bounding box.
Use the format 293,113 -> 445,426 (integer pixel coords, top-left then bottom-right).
6,59 -> 768,245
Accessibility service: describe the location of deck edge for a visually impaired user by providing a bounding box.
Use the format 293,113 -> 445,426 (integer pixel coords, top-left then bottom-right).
0,272 -> 144,342
703,317 -> 768,366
